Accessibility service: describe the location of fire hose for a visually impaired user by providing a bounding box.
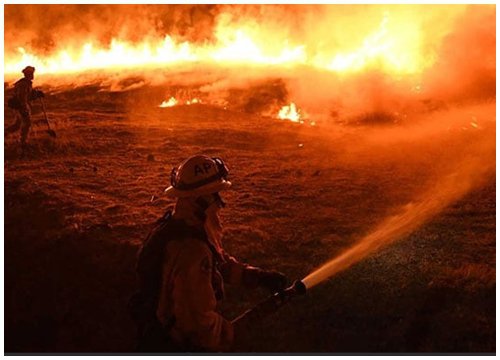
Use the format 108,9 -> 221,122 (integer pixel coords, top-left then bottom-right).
232,280 -> 307,326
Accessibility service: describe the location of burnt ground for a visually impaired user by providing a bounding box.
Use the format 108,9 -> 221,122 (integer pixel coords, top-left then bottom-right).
4,83 -> 495,353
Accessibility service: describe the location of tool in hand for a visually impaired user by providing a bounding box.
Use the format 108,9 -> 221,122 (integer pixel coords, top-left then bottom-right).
39,97 -> 56,138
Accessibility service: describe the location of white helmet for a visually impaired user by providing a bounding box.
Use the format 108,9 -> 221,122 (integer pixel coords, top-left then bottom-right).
164,155 -> 231,198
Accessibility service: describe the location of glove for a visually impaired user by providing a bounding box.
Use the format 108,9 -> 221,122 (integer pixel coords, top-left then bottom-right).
258,270 -> 289,293
33,90 -> 45,99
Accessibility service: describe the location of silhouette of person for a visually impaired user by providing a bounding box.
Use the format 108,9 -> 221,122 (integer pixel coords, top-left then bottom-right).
6,66 -> 45,148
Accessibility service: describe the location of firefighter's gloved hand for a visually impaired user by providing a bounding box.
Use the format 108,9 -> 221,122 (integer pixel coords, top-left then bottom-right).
258,270 -> 288,293
32,90 -> 45,99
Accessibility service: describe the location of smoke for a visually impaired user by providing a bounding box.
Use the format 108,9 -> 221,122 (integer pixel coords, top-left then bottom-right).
284,5 -> 495,122
216,5 -> 495,122
421,5 -> 496,102
4,4 -> 220,56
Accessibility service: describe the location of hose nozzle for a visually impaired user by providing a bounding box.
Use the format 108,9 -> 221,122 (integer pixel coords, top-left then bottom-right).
292,279 -> 307,295
277,280 -> 306,303
232,280 -> 306,324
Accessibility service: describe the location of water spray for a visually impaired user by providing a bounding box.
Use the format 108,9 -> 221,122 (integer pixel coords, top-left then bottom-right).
233,154 -> 493,325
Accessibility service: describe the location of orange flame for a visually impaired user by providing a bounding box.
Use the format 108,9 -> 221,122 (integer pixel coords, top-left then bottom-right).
4,7 -> 464,79
159,97 -> 202,107
186,98 -> 201,105
159,97 -> 178,108
278,103 -> 302,123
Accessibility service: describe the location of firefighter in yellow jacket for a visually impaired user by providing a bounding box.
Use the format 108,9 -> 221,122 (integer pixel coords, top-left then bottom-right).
152,155 -> 288,351
6,66 -> 44,148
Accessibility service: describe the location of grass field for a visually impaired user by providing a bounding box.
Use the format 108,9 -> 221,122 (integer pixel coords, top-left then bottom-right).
4,79 -> 495,353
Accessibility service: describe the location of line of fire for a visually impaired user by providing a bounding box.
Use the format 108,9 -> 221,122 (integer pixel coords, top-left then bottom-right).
3,4 -> 496,355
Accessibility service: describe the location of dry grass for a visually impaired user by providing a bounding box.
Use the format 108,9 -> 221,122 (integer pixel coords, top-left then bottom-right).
4,83 -> 495,353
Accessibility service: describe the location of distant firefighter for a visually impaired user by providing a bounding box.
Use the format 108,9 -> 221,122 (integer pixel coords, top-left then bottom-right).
6,66 -> 45,148
130,155 -> 288,352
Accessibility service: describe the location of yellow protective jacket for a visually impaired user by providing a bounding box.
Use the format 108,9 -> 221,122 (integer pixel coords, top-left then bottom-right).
156,235 -> 261,351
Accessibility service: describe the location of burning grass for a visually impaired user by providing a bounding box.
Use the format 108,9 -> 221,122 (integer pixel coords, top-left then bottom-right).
5,5 -> 468,77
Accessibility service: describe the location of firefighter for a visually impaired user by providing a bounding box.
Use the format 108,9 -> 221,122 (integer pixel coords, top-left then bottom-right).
147,155 -> 288,352
6,66 -> 45,148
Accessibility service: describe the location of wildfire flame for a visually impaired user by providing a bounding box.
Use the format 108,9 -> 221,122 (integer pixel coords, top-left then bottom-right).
159,97 -> 178,108
278,103 -> 302,123
186,98 -> 201,105
159,97 -> 202,107
4,6 -> 466,79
